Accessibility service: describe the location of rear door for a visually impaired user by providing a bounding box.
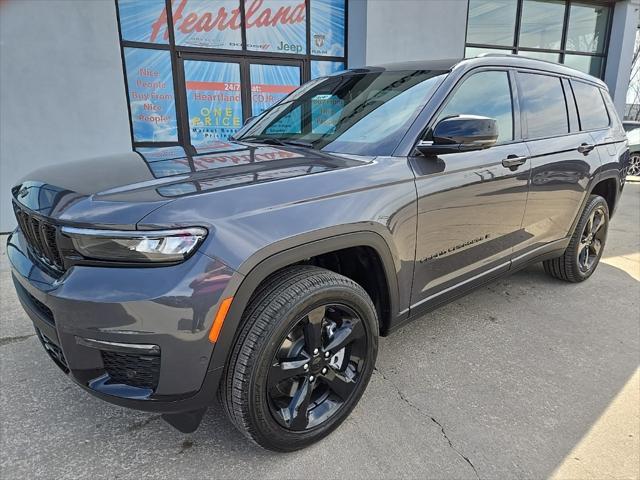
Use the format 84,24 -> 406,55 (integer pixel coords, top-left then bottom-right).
409,68 -> 531,310
515,71 -> 602,261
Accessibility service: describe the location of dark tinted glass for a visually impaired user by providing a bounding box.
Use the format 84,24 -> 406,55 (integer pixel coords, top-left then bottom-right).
565,2 -> 610,54
437,71 -> 513,142
563,54 -> 604,77
571,81 -> 609,130
519,73 -> 568,138
519,0 -> 565,50
466,0 -> 518,46
236,70 -> 447,156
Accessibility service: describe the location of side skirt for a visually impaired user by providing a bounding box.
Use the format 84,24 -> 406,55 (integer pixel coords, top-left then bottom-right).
387,238 -> 570,334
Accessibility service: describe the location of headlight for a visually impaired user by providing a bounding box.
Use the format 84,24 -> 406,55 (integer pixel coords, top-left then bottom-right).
60,227 -> 207,263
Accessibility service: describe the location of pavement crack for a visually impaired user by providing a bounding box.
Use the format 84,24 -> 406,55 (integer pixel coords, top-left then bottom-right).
374,366 -> 480,480
0,334 -> 35,347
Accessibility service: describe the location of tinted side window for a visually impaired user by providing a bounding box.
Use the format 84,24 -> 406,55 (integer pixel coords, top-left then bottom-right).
436,71 -> 513,143
571,81 -> 610,131
519,73 -> 568,139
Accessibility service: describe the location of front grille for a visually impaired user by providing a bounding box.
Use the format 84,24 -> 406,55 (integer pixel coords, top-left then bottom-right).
35,328 -> 69,373
13,203 -> 65,272
101,351 -> 161,391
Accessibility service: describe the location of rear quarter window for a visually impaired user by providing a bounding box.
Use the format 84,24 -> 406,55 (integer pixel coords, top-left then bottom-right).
571,80 -> 610,131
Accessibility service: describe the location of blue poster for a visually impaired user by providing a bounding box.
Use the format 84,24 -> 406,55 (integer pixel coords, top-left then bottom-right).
245,0 -> 306,54
118,0 -> 168,44
250,64 -> 300,117
311,60 -> 344,79
124,48 -> 178,142
172,0 -> 242,49
184,60 -> 243,144
310,0 -> 345,57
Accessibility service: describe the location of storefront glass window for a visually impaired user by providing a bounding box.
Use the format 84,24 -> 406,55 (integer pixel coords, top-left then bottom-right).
172,0 -> 242,49
116,0 -> 347,146
467,0 -> 518,47
563,54 -> 604,77
250,64 -> 301,117
310,0 -> 345,57
465,0 -> 610,79
123,48 -> 178,142
311,61 -> 344,79
118,0 -> 169,44
565,3 -> 610,54
184,60 -> 243,144
245,0 -> 307,54
519,0 -> 565,50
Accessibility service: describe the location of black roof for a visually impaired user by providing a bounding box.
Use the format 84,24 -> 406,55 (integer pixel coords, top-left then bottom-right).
355,54 -> 607,89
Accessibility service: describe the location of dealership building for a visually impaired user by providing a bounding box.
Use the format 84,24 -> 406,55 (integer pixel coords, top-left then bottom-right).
0,0 -> 638,231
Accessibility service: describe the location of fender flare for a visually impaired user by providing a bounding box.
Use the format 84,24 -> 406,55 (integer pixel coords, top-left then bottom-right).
208,230 -> 400,373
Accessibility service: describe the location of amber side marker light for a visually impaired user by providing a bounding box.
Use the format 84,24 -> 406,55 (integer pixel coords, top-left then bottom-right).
209,297 -> 233,343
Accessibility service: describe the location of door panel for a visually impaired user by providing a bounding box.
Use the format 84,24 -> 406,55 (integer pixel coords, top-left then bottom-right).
410,143 -> 530,307
519,134 -> 600,253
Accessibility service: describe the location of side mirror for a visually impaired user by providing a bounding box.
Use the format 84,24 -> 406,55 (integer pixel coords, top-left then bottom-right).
416,115 -> 498,156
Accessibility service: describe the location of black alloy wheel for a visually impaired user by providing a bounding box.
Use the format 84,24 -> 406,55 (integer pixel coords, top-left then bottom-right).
577,205 -> 607,273
219,265 -> 378,451
267,303 -> 367,431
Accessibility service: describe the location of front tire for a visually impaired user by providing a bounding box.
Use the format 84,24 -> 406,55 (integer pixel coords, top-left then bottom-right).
219,265 -> 378,451
543,194 -> 609,282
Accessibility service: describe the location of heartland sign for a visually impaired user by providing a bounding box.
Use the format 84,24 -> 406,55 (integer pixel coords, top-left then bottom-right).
150,0 -> 306,43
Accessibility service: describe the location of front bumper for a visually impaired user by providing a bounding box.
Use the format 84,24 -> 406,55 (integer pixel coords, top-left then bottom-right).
7,228 -> 239,415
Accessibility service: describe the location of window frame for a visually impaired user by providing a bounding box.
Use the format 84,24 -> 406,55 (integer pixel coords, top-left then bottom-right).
464,0 -> 613,80
115,0 -> 348,150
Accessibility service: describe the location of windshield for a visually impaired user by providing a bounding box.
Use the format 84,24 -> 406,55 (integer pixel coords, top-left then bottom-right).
235,70 -> 447,156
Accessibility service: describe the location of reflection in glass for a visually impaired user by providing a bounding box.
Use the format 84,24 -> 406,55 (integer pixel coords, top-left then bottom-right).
466,0 -> 518,46
571,81 -> 609,130
519,0 -> 565,50
565,3 -> 610,54
437,71 -> 513,143
563,54 -> 603,77
236,70 -> 446,156
517,50 -> 560,63
465,46 -> 513,58
519,73 -> 568,138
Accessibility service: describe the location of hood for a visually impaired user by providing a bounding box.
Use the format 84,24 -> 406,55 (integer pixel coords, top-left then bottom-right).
12,141 -> 369,228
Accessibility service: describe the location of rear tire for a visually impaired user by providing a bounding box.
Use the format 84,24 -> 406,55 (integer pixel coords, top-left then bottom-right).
219,265 -> 378,451
543,194 -> 609,282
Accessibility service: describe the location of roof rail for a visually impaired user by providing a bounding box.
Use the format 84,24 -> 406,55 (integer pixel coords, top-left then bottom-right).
476,53 -> 516,57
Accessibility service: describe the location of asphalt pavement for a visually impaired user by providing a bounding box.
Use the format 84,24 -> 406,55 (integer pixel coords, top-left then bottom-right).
1,182 -> 639,479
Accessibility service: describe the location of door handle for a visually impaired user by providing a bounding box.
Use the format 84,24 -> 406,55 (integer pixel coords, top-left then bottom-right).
502,155 -> 528,170
577,143 -> 595,155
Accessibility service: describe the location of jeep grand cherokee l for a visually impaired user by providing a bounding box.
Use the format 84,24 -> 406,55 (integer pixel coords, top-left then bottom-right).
8,56 -> 628,451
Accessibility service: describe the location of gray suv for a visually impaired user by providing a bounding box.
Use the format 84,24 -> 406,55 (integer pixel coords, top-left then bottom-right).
8,56 -> 628,451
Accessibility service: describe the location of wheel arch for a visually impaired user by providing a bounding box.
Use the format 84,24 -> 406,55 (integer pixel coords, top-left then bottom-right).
208,231 -> 401,373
